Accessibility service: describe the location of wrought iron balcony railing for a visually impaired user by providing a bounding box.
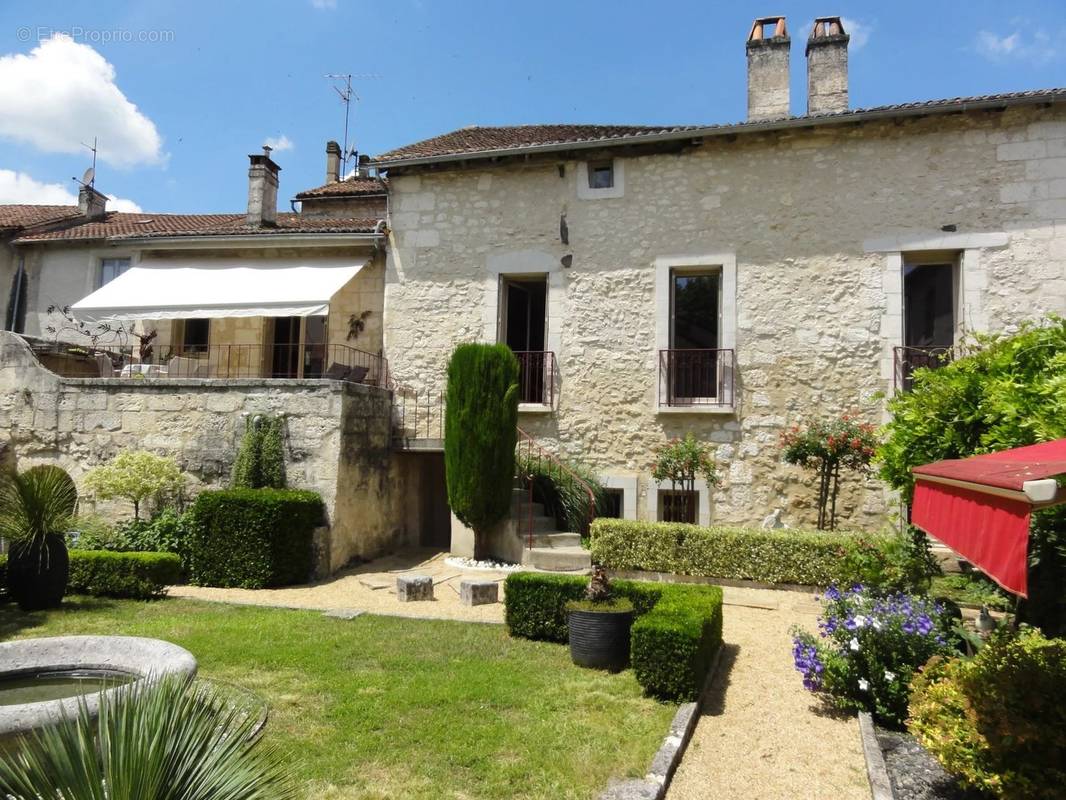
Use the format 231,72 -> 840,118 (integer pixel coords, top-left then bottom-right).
658,348 -> 735,408
893,345 -> 952,393
514,350 -> 556,407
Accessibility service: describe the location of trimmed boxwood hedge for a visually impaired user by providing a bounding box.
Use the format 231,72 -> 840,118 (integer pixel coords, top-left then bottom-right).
589,518 -> 890,587
504,571 -> 723,701
186,488 -> 323,589
68,550 -> 181,599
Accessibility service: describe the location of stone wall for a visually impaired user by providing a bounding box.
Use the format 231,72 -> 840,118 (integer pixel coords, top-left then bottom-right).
0,331 -> 410,572
383,105 -> 1066,532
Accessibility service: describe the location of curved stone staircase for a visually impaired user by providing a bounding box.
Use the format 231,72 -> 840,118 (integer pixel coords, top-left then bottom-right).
513,489 -> 592,572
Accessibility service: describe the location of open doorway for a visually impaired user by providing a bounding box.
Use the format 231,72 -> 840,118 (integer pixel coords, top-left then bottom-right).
900,261 -> 956,389
500,277 -> 547,403
269,316 -> 327,379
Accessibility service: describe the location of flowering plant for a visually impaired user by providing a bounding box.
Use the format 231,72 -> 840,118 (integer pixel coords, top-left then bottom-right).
791,585 -> 956,728
780,413 -> 878,529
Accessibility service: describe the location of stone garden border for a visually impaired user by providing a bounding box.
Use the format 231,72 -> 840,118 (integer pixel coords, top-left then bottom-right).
599,644 -> 726,800
858,711 -> 894,800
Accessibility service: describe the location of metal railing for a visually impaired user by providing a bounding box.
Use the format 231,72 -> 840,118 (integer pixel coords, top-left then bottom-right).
658,348 -> 735,407
893,345 -> 953,393
515,427 -> 596,548
23,337 -> 388,387
392,388 -> 445,446
514,350 -> 556,406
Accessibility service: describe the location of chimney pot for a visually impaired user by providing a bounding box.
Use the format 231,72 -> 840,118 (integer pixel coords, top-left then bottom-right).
746,16 -> 791,121
78,184 -> 107,220
806,16 -> 850,115
325,140 -> 341,184
246,147 -> 281,228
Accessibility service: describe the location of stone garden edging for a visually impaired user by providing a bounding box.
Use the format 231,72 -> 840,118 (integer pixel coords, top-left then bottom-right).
598,644 -> 726,800
858,711 -> 895,800
606,569 -> 816,595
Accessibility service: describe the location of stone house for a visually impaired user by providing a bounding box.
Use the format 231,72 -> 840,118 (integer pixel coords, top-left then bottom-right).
371,16 -> 1066,542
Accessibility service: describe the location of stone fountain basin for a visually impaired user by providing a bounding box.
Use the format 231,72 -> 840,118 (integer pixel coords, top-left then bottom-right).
0,635 -> 197,742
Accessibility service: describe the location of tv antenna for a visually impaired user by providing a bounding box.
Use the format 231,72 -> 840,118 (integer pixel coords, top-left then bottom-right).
324,73 -> 381,176
73,137 -> 98,189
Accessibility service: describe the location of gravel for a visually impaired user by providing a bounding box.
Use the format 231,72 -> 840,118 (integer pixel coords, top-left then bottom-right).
444,556 -> 522,572
875,726 -> 989,800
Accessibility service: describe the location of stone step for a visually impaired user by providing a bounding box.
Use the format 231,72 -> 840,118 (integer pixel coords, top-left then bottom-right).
528,532 -> 583,549
522,545 -> 592,572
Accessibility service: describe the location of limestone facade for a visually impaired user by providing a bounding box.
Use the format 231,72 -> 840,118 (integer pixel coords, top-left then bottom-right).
382,105 -> 1066,531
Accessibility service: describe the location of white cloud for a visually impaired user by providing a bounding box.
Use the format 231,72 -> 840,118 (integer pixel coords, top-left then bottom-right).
310,0 -> 337,8
264,134 -> 294,153
0,35 -> 162,167
975,28 -> 1063,64
0,168 -> 142,212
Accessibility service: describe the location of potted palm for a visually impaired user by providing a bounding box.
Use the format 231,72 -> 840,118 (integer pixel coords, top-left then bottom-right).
567,565 -> 634,672
0,465 -> 78,610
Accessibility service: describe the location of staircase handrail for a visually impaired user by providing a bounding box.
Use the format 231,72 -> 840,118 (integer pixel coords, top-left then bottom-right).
515,427 -> 597,549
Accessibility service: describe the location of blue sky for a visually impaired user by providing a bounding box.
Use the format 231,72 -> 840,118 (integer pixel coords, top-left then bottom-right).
0,0 -> 1063,214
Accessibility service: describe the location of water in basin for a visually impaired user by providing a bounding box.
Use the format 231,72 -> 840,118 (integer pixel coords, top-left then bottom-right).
0,670 -> 136,706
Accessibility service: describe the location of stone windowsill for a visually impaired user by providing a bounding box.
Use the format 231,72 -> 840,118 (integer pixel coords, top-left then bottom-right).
518,403 -> 553,415
656,403 -> 736,416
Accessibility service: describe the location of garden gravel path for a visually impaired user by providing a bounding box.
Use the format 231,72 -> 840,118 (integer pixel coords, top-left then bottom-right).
667,586 -> 870,800
168,549 -> 509,623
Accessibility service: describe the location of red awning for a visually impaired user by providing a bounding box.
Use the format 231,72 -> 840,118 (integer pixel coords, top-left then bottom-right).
911,439 -> 1066,598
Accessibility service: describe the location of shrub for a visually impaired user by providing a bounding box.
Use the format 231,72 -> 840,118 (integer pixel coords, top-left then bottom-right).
66,514 -> 125,551
930,572 -> 1013,612
504,571 -> 723,701
119,508 -> 190,560
67,550 -> 182,599
780,413 -> 878,530
791,585 -> 956,728
232,415 -> 286,490
83,451 -> 187,519
908,628 -> 1066,800
652,434 -> 719,523
186,489 -> 323,588
517,454 -> 605,535
589,517 -> 894,588
444,343 -> 519,560
837,528 -> 941,594
878,318 -> 1066,634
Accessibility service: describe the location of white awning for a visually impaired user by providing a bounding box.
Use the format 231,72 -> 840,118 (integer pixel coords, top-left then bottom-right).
71,256 -> 368,321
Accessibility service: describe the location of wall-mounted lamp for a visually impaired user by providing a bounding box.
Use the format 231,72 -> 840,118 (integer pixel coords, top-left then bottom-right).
561,254 -> 573,268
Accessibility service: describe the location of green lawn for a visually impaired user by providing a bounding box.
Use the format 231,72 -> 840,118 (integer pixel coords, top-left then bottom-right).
0,598 -> 675,800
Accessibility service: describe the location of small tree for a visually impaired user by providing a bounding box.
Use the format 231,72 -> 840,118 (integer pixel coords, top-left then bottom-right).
652,434 -> 719,524
444,343 -> 519,561
83,451 -> 186,520
780,414 -> 877,530
232,416 -> 286,490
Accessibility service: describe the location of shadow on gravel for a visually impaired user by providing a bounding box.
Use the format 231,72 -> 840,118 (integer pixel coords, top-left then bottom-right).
700,643 -> 741,717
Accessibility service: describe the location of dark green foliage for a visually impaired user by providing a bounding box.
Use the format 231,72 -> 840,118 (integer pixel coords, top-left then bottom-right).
232,416 -> 287,490
878,318 -> 1066,634
504,572 -> 724,701
67,550 -> 182,599
186,489 -> 323,588
590,517 -> 899,588
518,455 -> 605,534
444,344 -> 519,558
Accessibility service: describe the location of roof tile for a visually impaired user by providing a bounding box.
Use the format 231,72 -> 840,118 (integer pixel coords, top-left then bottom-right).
294,176 -> 388,199
0,204 -> 81,231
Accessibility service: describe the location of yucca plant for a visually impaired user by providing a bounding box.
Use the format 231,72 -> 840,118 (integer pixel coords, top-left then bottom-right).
0,465 -> 78,610
0,675 -> 297,800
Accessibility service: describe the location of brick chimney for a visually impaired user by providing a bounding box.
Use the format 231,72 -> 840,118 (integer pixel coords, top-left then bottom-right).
806,17 -> 849,114
325,140 -> 341,184
247,145 -> 281,228
78,184 -> 107,220
746,16 -> 790,121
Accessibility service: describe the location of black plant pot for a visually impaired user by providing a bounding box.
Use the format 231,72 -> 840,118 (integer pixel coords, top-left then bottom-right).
569,608 -> 634,672
7,534 -> 69,611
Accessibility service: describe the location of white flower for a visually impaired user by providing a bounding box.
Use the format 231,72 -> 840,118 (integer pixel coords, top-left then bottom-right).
854,615 -> 867,628
884,670 -> 897,682
850,637 -> 860,652
872,619 -> 883,631
858,678 -> 870,692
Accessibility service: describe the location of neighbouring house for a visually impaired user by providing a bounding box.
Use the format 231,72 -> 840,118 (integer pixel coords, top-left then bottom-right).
3,15 -> 1066,572
372,16 -> 1066,551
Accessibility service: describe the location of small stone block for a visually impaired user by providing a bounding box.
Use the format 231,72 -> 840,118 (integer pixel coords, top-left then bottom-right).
460,580 -> 499,606
396,574 -> 434,602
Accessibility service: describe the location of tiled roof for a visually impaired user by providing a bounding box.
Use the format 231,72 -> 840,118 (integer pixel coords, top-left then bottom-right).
0,204 -> 81,232
372,88 -> 1066,166
294,176 -> 387,199
13,212 -> 384,243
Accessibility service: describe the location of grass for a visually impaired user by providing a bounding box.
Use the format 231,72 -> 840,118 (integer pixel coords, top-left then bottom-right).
0,597 -> 675,800
930,572 -> 1013,611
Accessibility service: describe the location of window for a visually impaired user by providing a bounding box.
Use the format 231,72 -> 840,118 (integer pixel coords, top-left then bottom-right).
181,318 -> 210,354
587,161 -> 614,190
600,489 -> 624,519
659,490 -> 698,524
98,257 -> 130,288
668,269 -> 721,400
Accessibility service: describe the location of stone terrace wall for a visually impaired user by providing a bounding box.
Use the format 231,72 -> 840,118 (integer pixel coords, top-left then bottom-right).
0,332 -> 408,573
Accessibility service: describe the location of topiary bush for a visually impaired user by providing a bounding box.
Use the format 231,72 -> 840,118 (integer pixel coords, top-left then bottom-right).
589,518 -> 896,588
444,343 -> 519,560
67,550 -> 182,599
503,571 -> 724,701
908,627 -> 1066,799
186,489 -> 323,588
232,416 -> 287,490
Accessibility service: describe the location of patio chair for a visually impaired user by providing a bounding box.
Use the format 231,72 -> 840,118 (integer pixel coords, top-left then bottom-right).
323,362 -> 351,381
166,355 -> 207,378
348,366 -> 370,384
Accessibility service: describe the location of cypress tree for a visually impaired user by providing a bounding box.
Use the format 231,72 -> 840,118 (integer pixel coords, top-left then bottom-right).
444,343 -> 519,561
